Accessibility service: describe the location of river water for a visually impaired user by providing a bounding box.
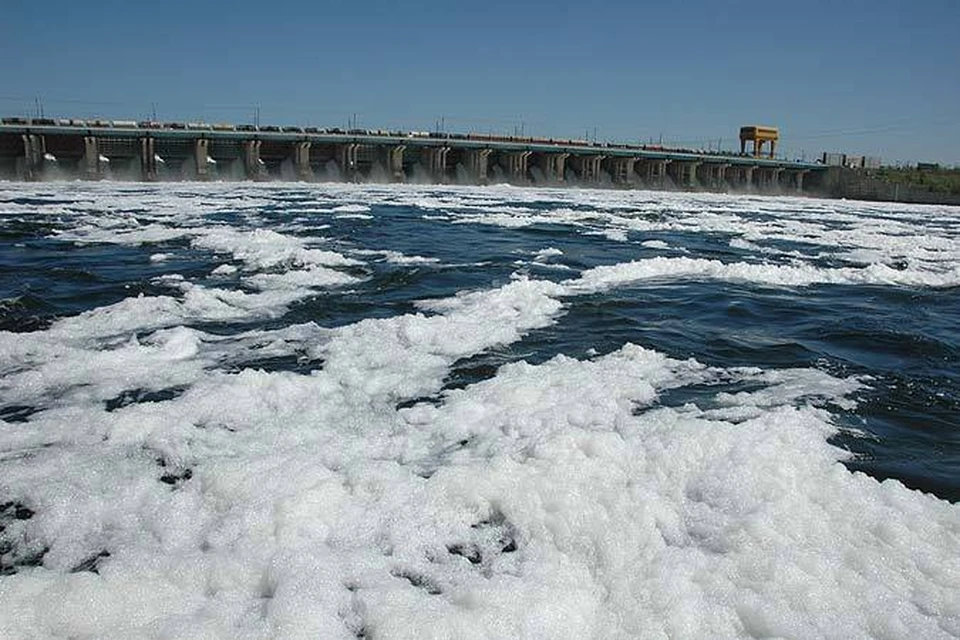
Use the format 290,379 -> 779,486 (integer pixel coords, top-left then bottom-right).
0,181 -> 958,638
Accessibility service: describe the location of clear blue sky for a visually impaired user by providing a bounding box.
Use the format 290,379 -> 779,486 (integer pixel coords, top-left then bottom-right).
4,0 -> 959,165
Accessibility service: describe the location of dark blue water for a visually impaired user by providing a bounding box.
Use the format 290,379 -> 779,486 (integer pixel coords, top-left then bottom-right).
1,182 -> 958,502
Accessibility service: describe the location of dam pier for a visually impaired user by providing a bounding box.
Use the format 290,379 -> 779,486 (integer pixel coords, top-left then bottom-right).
0,120 -> 823,192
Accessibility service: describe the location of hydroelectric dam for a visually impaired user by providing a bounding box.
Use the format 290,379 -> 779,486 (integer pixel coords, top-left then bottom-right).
0,119 -> 824,192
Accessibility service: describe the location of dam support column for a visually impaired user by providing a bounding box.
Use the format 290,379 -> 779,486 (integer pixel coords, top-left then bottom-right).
340,143 -> 360,182
701,163 -> 729,190
588,155 -> 605,182
572,155 -> 605,183
505,151 -> 531,184
757,167 -> 783,191
194,139 -> 210,180
735,166 -> 750,190
385,145 -> 405,182
293,142 -> 312,180
673,161 -> 701,188
426,146 -> 449,183
640,159 -> 669,187
611,157 -> 637,185
20,134 -> 44,181
729,165 -> 756,190
537,152 -> 568,184
717,163 -> 729,188
757,167 -> 769,190
82,136 -> 101,180
465,148 -> 491,184
140,137 -> 158,181
244,140 -> 265,180
793,169 -> 807,192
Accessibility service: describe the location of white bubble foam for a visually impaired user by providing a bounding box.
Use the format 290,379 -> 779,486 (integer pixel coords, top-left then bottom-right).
1,182 -> 958,639
192,228 -> 362,271
564,256 -> 960,292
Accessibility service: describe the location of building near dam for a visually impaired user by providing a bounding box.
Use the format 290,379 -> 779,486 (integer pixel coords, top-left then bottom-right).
0,118 -> 823,193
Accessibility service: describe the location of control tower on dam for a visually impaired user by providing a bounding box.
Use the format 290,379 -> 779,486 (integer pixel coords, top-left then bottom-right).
0,119 -> 823,193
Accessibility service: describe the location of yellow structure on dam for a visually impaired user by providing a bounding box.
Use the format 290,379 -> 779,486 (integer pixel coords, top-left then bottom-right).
740,125 -> 779,158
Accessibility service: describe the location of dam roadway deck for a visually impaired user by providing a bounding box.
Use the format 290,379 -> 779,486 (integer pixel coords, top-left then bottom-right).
0,121 -> 824,192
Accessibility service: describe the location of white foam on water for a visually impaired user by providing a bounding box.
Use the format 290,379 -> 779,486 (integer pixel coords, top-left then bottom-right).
452,211 -> 558,229
597,228 -> 630,242
192,228 -> 362,271
641,240 -> 670,250
1,182 -> 959,638
243,267 -> 361,291
532,247 -> 563,262
314,276 -> 565,402
0,326 -> 203,405
44,293 -> 204,339
40,273 -> 352,343
2,329 -> 957,638
210,264 -> 237,276
332,204 -> 372,213
58,223 -> 196,246
355,250 -> 441,265
564,256 -> 960,292
428,187 -> 959,274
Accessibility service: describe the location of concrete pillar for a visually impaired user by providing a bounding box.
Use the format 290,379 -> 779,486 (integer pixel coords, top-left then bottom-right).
340,143 -> 360,181
736,166 -> 746,188
589,155 -> 605,182
194,139 -> 210,180
572,155 -> 605,182
701,163 -> 728,189
385,145 -> 405,182
538,152 -> 569,183
638,159 -> 668,186
425,146 -> 449,182
571,155 -> 585,182
671,161 -> 700,188
140,137 -> 157,181
611,157 -> 637,185
293,141 -> 312,180
506,151 -> 531,183
796,170 -> 807,192
521,151 -> 532,182
670,161 -> 683,186
20,134 -> 44,181
83,136 -> 101,179
437,147 -> 450,181
465,148 -> 491,184
756,167 -> 782,190
243,140 -> 264,180
686,162 -> 701,187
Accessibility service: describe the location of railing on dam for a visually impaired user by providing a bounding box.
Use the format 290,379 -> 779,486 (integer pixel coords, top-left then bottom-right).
0,119 -> 824,191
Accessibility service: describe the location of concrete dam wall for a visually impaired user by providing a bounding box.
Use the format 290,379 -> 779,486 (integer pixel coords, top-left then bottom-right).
0,121 -> 823,194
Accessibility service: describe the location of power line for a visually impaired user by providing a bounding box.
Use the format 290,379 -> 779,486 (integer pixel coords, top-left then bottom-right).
790,114 -> 960,140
